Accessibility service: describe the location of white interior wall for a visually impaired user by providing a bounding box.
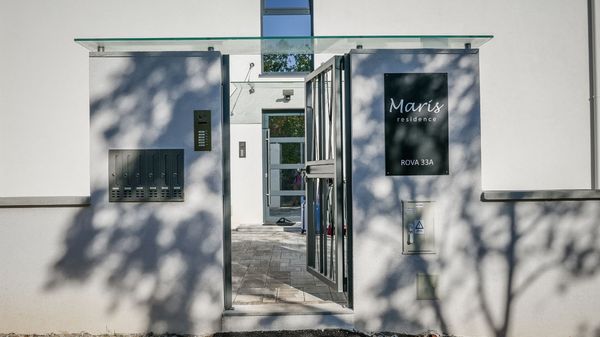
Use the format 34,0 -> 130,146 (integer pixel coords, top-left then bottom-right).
230,124 -> 263,227
229,81 -> 305,225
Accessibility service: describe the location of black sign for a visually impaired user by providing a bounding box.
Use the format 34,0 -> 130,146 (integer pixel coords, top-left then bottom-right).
384,73 -> 449,176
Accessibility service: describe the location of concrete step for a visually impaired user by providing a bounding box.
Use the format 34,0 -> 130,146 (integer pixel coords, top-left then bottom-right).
221,303 -> 354,331
235,224 -> 300,233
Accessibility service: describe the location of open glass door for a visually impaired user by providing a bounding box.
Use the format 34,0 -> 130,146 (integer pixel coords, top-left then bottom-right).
304,56 -> 351,298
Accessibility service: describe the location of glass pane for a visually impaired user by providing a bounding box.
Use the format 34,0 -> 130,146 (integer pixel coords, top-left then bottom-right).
273,169 -> 304,190
280,143 -> 303,164
269,115 -> 305,137
262,15 -> 311,37
75,36 -> 495,54
280,196 -> 301,207
264,0 -> 310,9
263,53 -> 312,72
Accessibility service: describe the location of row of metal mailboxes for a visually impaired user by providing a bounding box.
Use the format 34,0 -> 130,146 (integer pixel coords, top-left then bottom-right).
108,149 -> 185,202
110,186 -> 184,201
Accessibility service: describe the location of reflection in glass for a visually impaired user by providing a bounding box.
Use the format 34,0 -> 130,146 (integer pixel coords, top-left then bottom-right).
264,0 -> 310,9
271,169 -> 304,191
281,196 -> 301,207
263,15 -> 311,36
280,143 -> 303,164
262,11 -> 313,72
269,115 -> 305,137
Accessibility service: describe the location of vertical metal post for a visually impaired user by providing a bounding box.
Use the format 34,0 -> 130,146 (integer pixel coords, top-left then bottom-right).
221,54 -> 232,310
333,57 -> 345,292
318,72 -> 326,274
262,128 -> 269,221
305,81 -> 316,269
589,0 -> 599,189
343,54 -> 354,308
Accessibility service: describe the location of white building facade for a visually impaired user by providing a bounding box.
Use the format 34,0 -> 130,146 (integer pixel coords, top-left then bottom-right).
1,1 -> 600,337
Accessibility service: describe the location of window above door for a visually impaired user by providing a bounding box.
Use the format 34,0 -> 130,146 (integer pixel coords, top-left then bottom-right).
261,0 -> 314,73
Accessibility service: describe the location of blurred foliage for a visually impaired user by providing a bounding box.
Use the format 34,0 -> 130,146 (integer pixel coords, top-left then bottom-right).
263,53 -> 313,72
269,115 -> 304,137
281,143 -> 302,164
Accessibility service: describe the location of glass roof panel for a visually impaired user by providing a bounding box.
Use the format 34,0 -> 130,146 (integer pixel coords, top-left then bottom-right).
75,35 -> 493,54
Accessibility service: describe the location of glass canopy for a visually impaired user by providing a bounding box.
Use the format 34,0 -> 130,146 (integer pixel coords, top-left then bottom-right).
75,35 -> 493,54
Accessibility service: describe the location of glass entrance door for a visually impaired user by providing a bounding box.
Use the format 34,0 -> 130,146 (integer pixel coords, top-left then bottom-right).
263,111 -> 305,223
304,56 -> 352,300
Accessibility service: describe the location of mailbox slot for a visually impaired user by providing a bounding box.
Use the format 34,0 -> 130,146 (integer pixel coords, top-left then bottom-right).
108,149 -> 184,202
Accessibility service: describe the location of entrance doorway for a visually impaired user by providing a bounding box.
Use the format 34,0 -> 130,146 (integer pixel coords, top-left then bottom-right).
226,56 -> 353,312
262,111 -> 305,224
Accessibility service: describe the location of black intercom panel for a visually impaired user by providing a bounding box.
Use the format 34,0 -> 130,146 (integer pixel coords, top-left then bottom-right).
108,149 -> 184,202
194,110 -> 211,151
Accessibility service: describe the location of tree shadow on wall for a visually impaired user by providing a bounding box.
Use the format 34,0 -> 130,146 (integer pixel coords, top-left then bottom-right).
44,53 -> 225,334
349,51 -> 600,337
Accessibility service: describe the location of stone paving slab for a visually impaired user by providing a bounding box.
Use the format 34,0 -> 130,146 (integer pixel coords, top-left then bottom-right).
232,227 -> 347,306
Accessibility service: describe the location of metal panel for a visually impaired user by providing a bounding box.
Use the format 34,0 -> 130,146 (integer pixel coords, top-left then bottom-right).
239,141 -> 246,158
588,0 -> 598,189
108,149 -> 184,202
402,201 -> 436,254
481,189 -> 600,201
269,137 -> 305,143
0,196 -> 90,207
194,110 -> 212,151
304,56 -> 347,294
221,54 -> 232,310
342,53 -> 354,308
270,164 -> 304,170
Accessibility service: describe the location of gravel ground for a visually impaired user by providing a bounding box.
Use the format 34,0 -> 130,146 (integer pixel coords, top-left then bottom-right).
0,330 -> 423,337
214,330 -> 415,337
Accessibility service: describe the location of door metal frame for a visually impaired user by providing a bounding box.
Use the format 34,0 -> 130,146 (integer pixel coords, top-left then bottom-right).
223,53 -> 354,310
304,55 -> 352,300
221,54 -> 233,310
342,53 -> 354,308
262,109 -> 306,223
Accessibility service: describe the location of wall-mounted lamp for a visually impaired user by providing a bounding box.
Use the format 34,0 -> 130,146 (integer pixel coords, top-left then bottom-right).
283,89 -> 294,101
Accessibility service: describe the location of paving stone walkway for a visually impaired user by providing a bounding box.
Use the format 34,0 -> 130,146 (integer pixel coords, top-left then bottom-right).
232,226 -> 347,306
